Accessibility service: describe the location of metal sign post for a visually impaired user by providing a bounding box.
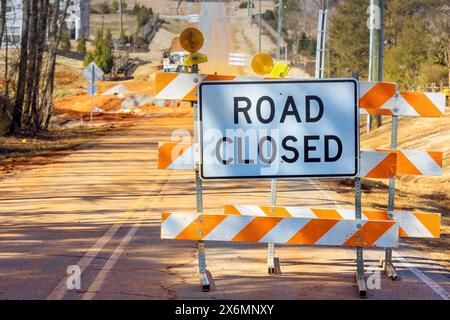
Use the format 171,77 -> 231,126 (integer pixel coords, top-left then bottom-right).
355,177 -> 367,298
352,73 -> 366,298
267,179 -> 280,275
90,87 -> 94,126
82,62 -> 103,127
380,113 -> 399,280
276,0 -> 283,61
315,9 -> 328,78
192,63 -> 211,292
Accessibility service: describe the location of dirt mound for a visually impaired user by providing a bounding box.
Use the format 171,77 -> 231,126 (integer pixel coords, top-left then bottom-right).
54,79 -> 156,114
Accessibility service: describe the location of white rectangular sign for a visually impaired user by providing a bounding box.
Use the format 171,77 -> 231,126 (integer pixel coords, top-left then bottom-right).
199,79 -> 359,179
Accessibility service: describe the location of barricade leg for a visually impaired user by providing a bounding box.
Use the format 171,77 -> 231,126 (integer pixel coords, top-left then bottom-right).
380,115 -> 399,280
195,156 -> 212,292
267,243 -> 280,274
380,248 -> 398,280
267,179 -> 281,275
356,247 -> 367,298
355,177 -> 367,298
194,98 -> 212,292
198,240 -> 211,292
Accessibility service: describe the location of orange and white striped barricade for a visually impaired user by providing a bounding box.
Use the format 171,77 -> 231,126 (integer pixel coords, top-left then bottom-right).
157,145 -> 442,178
381,149 -> 443,176
360,92 -> 446,117
157,142 -> 197,170
157,143 -> 400,179
374,148 -> 443,279
362,89 -> 446,279
359,82 -> 397,109
360,148 -> 444,279
155,73 -> 263,101
161,212 -> 399,248
223,205 -> 441,239
155,72 -> 398,110
360,149 -> 397,178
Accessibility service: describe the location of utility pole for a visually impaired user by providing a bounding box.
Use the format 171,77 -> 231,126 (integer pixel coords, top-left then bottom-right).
259,0 -> 262,53
368,0 -> 384,130
315,0 -> 328,78
276,0 -> 283,61
119,0 -> 123,37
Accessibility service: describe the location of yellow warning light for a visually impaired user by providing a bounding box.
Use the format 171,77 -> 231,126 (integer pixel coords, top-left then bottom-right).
443,88 -> 449,96
179,28 -> 204,53
184,52 -> 208,66
269,61 -> 290,78
251,53 -> 274,75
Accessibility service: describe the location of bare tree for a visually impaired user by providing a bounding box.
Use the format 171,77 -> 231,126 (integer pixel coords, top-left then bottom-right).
7,0 -> 69,134
30,0 -> 50,131
39,0 -> 70,129
0,0 -> 7,48
20,0 -> 39,134
10,0 -> 30,133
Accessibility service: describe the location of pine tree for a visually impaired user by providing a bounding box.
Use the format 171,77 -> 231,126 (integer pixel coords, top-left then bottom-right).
112,0 -> 119,12
99,36 -> 113,72
104,29 -> 113,46
60,34 -> 71,52
92,30 -> 113,73
384,17 -> 428,90
328,0 -> 369,78
83,52 -> 94,67
76,33 -> 87,54
93,29 -> 103,67
299,32 -> 308,52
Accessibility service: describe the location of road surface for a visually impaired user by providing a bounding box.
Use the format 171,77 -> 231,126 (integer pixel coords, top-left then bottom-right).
0,112 -> 448,300
199,2 -> 244,75
0,2 -> 448,301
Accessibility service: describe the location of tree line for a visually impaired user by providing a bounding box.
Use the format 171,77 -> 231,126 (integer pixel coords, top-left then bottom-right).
0,0 -> 70,136
328,0 -> 449,90
273,0 -> 448,91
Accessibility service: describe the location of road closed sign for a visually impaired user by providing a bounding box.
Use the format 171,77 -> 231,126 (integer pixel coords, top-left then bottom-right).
199,79 -> 359,179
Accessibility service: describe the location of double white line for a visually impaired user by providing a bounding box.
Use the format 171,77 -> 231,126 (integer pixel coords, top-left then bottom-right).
229,53 -> 247,66
47,174 -> 170,300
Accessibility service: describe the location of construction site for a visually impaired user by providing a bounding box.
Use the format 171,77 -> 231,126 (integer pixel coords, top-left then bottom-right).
0,0 -> 449,309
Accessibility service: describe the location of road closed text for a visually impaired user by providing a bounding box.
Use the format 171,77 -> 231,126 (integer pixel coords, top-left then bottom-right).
199,80 -> 359,179
213,95 -> 343,164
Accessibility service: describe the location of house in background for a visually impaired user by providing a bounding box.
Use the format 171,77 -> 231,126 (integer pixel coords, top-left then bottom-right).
2,0 -> 23,47
64,0 -> 90,40
1,0 -> 90,48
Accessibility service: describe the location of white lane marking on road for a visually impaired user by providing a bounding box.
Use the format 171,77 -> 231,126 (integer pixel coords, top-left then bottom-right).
81,221 -> 142,300
46,195 -> 149,300
47,168 -> 172,300
393,250 -> 449,300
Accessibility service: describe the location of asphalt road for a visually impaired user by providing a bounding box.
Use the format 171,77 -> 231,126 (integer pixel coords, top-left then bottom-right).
0,113 -> 448,300
0,2 -> 448,301
199,2 -> 244,75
